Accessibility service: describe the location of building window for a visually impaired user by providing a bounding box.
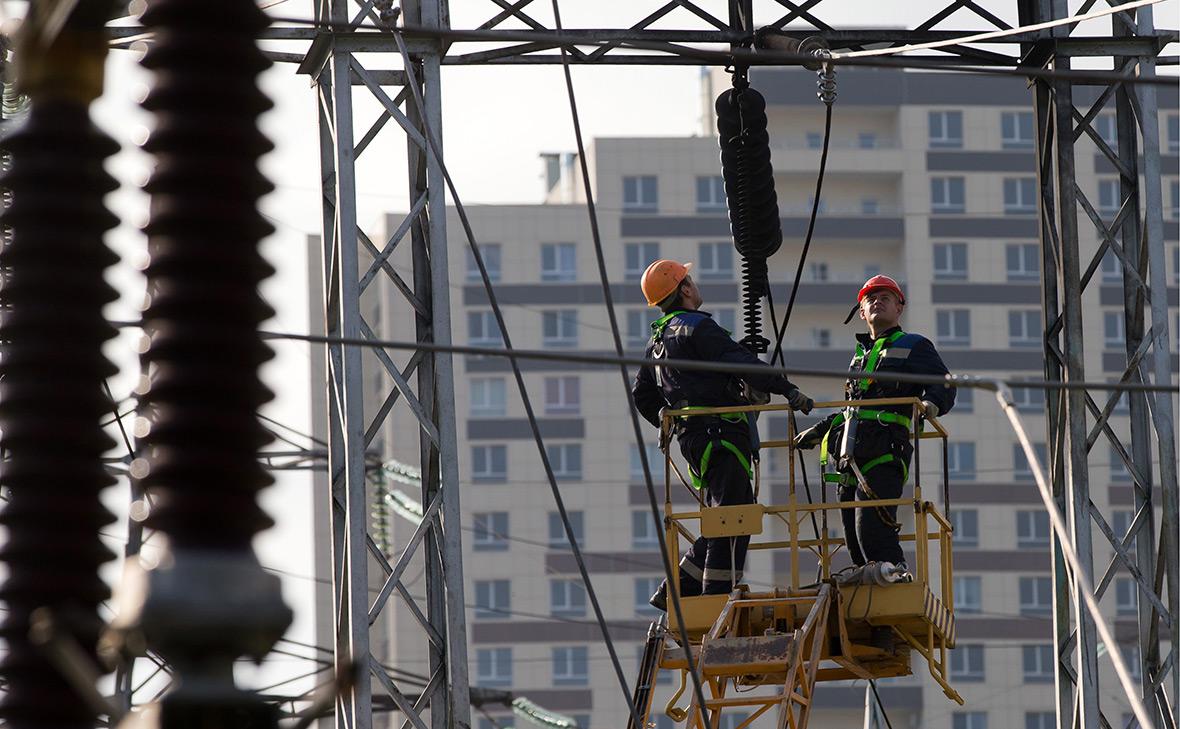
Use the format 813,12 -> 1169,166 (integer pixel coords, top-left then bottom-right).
542,310 -> 578,348
1095,114 -> 1117,147
545,443 -> 583,480
1002,111 -> 1035,149
623,175 -> 658,213
476,647 -> 512,687
1115,577 -> 1139,617
1171,180 -> 1179,219
696,175 -> 726,212
1110,445 -> 1131,482
624,242 -> 659,281
698,242 -> 734,280
1006,243 -> 1040,281
544,376 -> 580,415
465,243 -> 502,282
936,309 -> 971,347
806,132 -> 823,149
931,177 -> 966,213
1101,249 -> 1124,282
469,310 -> 503,347
1098,179 -> 1121,217
541,242 -> 576,282
1104,311 -> 1125,349
954,575 -> 982,614
548,510 -> 584,549
627,309 -> 650,349
1112,510 -> 1136,552
858,132 -> 877,149
470,377 -> 507,417
929,110 -> 963,148
1022,644 -> 1054,683
473,512 -> 509,551
472,445 -> 508,482
956,386 -> 974,412
1017,510 -> 1051,548
478,718 -> 513,729
553,646 -> 589,686
714,307 -> 736,334
630,442 -> 662,480
1012,385 -> 1046,413
719,714 -> 753,729
813,328 -> 831,348
947,442 -> 976,481
634,577 -> 663,616
1168,114 -> 1179,153
950,644 -> 985,681
861,197 -> 880,215
933,242 -> 968,280
1019,576 -> 1052,615
954,712 -> 989,729
951,509 -> 979,548
1008,310 -> 1041,348
1025,712 -> 1055,729
474,580 -> 511,619
550,578 -> 587,617
1013,442 -> 1048,481
632,509 -> 661,549
1003,177 -> 1037,214
638,647 -> 672,686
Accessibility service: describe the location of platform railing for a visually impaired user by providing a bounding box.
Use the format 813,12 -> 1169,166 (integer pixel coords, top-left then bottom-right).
657,397 -> 954,635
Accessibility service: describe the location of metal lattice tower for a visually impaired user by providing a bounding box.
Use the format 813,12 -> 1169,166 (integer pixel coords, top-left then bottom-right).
299,2 -> 1176,727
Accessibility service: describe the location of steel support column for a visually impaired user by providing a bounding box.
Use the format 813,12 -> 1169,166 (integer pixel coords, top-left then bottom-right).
312,0 -> 470,727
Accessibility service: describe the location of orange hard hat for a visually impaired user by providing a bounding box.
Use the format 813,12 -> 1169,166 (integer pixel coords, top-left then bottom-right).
640,259 -> 693,307
857,275 -> 905,305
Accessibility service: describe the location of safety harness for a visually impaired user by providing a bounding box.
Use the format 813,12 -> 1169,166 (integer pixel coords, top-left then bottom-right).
651,311 -> 754,491
819,329 -> 913,527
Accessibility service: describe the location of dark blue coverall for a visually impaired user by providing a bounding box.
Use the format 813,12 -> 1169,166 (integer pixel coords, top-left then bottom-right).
812,326 -> 956,566
632,309 -> 803,595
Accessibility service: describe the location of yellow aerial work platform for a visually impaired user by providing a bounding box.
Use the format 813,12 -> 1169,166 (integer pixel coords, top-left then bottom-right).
629,397 -> 962,729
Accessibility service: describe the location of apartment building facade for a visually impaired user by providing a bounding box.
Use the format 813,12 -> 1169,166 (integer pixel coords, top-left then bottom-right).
316,67 -> 1180,729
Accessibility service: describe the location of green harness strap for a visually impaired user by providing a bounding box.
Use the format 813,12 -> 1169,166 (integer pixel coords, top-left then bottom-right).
818,408 -> 912,467
821,452 -> 909,488
650,309 -> 688,341
856,329 -> 906,392
691,438 -> 753,490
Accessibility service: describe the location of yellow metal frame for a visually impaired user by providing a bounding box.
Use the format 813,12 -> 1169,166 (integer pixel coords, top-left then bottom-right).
646,398 -> 963,728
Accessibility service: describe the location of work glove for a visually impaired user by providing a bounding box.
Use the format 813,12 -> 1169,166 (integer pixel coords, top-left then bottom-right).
657,407 -> 673,451
793,421 -> 828,450
786,388 -> 814,415
921,400 -> 940,419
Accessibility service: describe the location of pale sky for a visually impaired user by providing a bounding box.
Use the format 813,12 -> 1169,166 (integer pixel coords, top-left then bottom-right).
38,0 -> 1178,700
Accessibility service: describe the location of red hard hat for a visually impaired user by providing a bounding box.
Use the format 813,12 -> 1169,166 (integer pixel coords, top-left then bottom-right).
857,275 -> 905,305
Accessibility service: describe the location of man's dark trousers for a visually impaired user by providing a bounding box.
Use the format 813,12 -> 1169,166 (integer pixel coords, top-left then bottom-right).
677,424 -> 753,595
839,460 -> 906,566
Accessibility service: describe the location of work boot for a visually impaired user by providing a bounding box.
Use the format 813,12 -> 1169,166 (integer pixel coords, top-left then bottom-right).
649,574 -> 703,612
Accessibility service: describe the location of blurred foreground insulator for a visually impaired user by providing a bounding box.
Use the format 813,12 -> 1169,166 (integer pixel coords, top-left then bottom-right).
105,0 -> 291,726
0,35 -> 120,729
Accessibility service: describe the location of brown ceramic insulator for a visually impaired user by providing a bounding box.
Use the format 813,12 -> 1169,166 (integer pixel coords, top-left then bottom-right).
0,99 -> 120,728
135,0 -> 277,551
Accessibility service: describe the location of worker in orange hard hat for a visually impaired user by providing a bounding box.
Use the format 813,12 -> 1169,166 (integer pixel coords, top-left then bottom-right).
795,275 -> 956,613
633,259 -> 814,610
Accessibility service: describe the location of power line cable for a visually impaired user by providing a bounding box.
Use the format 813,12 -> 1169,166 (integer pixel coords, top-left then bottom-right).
382,28 -> 645,725
245,327 -> 1179,394
548,0 -> 713,724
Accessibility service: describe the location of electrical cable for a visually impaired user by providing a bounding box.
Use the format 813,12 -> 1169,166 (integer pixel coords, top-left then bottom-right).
834,0 -> 1164,59
388,27 -> 643,726
249,328 -> 1179,394
869,679 -> 896,729
548,2 -> 714,726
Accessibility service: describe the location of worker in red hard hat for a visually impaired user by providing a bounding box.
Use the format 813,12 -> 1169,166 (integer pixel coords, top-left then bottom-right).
633,259 -> 814,610
795,274 -> 956,594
